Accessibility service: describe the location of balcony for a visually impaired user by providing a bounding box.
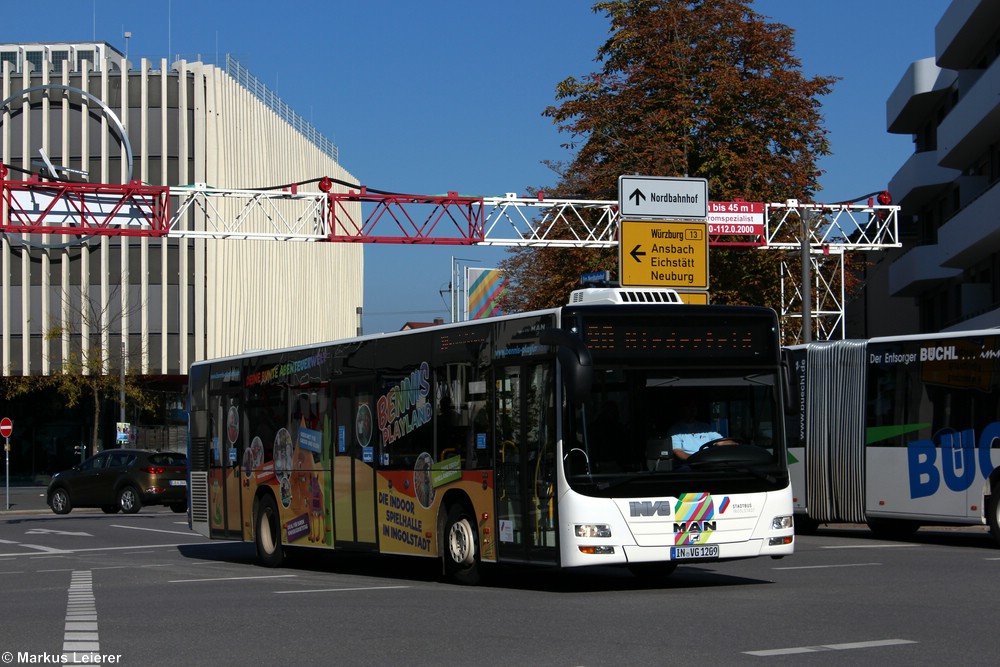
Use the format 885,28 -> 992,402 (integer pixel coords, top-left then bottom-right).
936,0 -> 1000,69
887,150 -> 959,209
886,58 -> 956,134
888,243 -> 961,297
937,180 -> 1000,268
937,56 -> 1000,169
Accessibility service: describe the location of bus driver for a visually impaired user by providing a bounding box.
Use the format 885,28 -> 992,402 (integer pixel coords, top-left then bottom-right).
668,401 -> 728,461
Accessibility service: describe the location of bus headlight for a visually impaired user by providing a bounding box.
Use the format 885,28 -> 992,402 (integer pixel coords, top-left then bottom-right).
575,524 -> 612,538
771,515 -> 794,530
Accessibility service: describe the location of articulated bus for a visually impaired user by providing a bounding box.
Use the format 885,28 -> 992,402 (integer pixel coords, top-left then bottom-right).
188,287 -> 794,584
786,331 -> 1000,544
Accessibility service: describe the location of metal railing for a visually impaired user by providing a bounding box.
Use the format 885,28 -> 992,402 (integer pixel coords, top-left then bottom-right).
224,54 -> 339,163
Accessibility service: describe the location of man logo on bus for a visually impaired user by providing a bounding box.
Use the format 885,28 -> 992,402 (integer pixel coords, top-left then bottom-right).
673,492 -> 716,545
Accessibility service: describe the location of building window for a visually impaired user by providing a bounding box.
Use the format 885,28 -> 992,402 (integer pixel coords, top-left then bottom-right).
25,51 -> 43,73
76,50 -> 95,71
51,50 -> 69,73
0,51 -> 16,71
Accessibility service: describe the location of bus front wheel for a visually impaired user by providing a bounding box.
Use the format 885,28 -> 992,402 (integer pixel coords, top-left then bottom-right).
256,494 -> 285,567
443,504 -> 480,585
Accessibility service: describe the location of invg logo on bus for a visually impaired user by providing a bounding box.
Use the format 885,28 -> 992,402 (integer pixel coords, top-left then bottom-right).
908,422 -> 1000,498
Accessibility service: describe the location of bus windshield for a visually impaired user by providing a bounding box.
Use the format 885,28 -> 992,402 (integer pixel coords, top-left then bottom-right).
565,366 -> 784,496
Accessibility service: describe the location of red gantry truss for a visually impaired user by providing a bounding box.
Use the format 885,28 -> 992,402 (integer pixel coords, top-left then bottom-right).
0,170 -> 900,341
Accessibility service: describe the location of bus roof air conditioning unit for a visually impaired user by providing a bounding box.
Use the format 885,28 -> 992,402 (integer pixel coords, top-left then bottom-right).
568,287 -> 683,305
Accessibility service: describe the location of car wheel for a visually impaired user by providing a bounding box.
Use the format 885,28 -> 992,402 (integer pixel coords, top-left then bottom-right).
50,488 -> 72,515
255,494 -> 284,567
118,486 -> 143,514
170,501 -> 187,513
443,503 -> 480,585
101,505 -> 120,514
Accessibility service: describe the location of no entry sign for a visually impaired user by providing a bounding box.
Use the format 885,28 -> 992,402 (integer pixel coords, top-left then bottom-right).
0,417 -> 11,438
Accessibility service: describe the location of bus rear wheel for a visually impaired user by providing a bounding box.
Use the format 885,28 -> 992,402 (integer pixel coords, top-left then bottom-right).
988,487 -> 1000,547
443,504 -> 480,585
255,494 -> 285,567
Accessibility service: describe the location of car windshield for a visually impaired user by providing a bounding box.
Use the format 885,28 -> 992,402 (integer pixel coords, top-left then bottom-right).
563,367 -> 785,497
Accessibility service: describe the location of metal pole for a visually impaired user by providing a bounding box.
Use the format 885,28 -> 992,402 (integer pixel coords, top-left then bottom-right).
801,209 -> 812,344
120,341 -> 126,422
5,437 -> 9,511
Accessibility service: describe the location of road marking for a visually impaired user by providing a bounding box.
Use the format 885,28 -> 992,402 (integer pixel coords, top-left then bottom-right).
821,544 -> 919,549
111,524 -> 199,537
0,541 -> 205,558
745,638 -> 917,656
274,585 -> 411,594
22,544 -> 72,553
61,570 -> 101,663
774,562 -> 882,571
169,574 -> 298,583
26,528 -> 93,537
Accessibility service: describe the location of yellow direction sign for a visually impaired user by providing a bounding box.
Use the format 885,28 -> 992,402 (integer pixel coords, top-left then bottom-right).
620,219 -> 709,289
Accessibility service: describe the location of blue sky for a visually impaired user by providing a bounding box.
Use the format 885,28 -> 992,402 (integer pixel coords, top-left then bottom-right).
11,0 -> 950,333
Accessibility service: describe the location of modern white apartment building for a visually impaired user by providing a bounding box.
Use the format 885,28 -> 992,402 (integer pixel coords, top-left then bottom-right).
883,0 -> 1000,333
0,43 -> 362,471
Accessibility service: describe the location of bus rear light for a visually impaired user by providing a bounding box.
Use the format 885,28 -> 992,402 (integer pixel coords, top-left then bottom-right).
769,535 -> 793,546
575,524 -> 612,538
578,545 -> 615,555
771,515 -> 793,530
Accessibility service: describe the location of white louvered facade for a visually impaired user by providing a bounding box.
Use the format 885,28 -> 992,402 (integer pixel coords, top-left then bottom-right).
0,44 -> 363,381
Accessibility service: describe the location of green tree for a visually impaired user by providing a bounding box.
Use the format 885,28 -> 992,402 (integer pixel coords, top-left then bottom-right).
501,0 -> 836,312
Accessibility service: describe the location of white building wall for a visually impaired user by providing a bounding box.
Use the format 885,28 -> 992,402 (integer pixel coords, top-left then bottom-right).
0,46 -> 362,377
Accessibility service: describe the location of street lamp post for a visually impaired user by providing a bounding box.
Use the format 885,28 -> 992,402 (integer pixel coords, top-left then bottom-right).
450,256 -> 480,323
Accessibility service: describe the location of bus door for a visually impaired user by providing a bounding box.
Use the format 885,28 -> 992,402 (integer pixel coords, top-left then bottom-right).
331,381 -> 378,548
208,389 -> 244,539
495,361 -> 558,564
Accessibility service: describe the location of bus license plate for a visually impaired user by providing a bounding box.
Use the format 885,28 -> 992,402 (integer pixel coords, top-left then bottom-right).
671,545 -> 719,560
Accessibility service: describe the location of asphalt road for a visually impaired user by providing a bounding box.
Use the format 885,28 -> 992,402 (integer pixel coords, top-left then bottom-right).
1,505 -> 998,667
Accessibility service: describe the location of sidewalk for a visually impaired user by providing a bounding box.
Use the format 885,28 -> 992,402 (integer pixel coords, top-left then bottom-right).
0,486 -> 51,514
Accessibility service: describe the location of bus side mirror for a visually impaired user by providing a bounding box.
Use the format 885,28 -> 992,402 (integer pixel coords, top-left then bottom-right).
540,328 -> 592,402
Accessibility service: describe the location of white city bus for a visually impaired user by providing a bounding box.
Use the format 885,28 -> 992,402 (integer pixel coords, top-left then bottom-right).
786,331 -> 1000,543
188,287 -> 794,583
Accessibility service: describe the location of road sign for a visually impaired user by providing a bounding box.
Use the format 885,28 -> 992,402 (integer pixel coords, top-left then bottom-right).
619,219 -> 709,289
675,291 -> 710,305
618,175 -> 708,220
0,417 -> 11,438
